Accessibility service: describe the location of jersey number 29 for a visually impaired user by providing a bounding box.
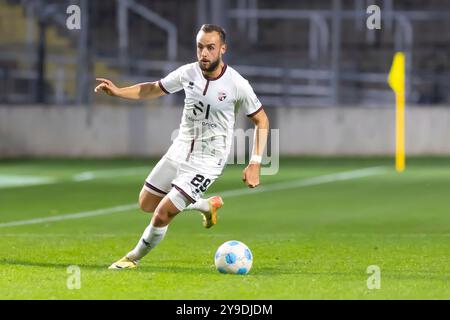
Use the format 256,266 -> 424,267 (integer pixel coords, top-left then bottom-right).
190,174 -> 211,192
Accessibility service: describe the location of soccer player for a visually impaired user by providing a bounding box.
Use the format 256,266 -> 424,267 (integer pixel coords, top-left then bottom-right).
94,24 -> 269,269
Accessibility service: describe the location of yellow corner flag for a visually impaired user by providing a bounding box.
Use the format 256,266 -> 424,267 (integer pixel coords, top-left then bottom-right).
388,52 -> 406,172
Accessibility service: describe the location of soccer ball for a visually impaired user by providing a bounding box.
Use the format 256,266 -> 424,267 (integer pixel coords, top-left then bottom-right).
214,240 -> 253,275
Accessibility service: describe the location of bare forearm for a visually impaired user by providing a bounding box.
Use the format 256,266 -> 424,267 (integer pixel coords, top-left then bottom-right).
117,82 -> 164,100
251,117 -> 269,158
243,113 -> 269,188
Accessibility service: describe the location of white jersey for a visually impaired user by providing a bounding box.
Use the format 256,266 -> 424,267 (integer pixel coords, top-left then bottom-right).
158,62 -> 263,175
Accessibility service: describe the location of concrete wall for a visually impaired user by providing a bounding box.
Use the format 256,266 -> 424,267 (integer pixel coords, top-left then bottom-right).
274,106 -> 450,155
1,105 -> 449,157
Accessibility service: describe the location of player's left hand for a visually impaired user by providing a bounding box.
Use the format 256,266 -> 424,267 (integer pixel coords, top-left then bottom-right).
242,163 -> 260,188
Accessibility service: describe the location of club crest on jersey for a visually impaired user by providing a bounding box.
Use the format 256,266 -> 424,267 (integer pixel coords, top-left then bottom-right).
218,91 -> 227,101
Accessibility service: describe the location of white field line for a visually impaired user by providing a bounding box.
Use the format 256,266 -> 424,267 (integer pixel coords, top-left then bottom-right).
2,232 -> 450,238
0,204 -> 138,228
0,166 -> 152,189
0,166 -> 386,228
0,175 -> 57,189
72,166 -> 151,181
219,166 -> 387,198
0,233 -> 125,237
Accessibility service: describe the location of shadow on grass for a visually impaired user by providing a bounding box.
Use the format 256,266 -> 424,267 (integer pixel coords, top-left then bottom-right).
0,259 -> 105,270
0,258 -> 300,275
0,258 -> 209,273
2,259 -> 448,281
0,259 -> 359,276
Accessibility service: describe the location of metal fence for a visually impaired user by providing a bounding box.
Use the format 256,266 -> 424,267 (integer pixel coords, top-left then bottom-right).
0,0 -> 449,107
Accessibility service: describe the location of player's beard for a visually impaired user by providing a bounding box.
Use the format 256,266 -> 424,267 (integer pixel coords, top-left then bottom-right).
199,57 -> 221,73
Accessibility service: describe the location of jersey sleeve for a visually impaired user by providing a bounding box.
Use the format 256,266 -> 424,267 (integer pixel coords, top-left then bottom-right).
158,66 -> 184,94
238,79 -> 263,117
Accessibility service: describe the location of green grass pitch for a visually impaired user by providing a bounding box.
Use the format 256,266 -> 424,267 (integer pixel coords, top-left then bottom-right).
0,157 -> 449,299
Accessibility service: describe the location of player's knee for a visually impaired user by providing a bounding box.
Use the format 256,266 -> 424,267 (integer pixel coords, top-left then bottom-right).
139,189 -> 164,213
152,209 -> 170,226
139,201 -> 157,213
138,196 -> 157,213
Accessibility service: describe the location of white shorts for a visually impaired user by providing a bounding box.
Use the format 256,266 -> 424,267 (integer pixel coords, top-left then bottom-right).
144,156 -> 219,211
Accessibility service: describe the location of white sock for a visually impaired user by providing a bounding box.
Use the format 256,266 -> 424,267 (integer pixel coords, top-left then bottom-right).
126,224 -> 168,262
185,197 -> 210,212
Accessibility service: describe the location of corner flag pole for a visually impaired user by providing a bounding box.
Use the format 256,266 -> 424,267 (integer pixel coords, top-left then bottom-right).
388,52 -> 406,172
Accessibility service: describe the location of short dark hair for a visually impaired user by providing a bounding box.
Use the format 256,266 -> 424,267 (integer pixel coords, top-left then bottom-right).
199,24 -> 226,43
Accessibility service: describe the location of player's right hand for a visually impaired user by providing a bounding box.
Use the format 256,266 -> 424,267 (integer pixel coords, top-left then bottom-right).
94,78 -> 120,97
